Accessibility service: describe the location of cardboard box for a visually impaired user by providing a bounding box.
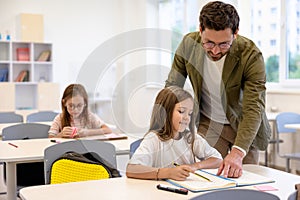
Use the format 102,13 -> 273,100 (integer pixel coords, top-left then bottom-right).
17,13 -> 44,42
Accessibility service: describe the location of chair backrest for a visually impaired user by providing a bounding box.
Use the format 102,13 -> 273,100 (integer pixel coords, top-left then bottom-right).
189,189 -> 280,200
2,123 -> 50,187
2,123 -> 50,140
26,111 -> 59,123
44,140 -> 117,184
0,112 -> 23,123
287,190 -> 297,200
129,138 -> 143,158
275,112 -> 300,133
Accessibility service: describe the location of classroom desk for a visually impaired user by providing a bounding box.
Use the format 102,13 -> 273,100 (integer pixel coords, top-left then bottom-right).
19,164 -> 300,200
284,123 -> 300,131
0,136 -> 136,200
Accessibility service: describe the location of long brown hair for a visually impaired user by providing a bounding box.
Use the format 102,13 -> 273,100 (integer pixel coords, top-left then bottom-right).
148,86 -> 196,152
60,84 -> 89,128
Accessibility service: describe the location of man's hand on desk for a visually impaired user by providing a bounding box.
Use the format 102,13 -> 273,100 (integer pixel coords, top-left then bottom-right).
217,148 -> 244,178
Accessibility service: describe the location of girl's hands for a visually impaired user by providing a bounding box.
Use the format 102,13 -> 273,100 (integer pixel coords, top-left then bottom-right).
169,165 -> 193,181
61,127 -> 77,138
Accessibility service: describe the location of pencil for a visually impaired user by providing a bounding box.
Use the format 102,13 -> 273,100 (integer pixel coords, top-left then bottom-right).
8,142 -> 18,148
173,162 -> 212,182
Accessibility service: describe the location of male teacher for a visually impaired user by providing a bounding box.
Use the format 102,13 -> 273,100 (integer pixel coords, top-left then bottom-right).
165,1 -> 271,178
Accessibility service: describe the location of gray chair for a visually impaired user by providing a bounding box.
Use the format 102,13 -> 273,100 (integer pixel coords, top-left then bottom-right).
0,112 -> 23,123
2,123 -> 50,140
2,123 -> 50,193
0,112 -> 23,161
26,111 -> 58,123
0,112 -> 24,195
287,190 -> 297,200
129,138 -> 143,158
275,112 -> 300,172
44,140 -> 117,184
189,189 -> 280,200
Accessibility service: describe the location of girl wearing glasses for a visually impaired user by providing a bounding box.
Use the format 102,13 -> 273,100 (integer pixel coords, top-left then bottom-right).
48,83 -> 112,138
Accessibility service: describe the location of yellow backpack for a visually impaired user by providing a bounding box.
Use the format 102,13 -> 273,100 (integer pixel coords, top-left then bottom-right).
50,151 -> 121,184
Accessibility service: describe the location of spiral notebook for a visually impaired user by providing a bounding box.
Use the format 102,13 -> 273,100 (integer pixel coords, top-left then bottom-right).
166,169 -> 275,192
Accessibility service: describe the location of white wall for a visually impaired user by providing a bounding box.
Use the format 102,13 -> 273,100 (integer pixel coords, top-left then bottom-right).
0,0 -> 154,91
0,0 -> 160,132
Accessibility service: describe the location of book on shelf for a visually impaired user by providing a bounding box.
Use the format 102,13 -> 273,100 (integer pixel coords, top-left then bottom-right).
166,168 -> 275,192
16,48 -> 30,61
15,70 -> 29,82
0,68 -> 8,82
37,50 -> 51,61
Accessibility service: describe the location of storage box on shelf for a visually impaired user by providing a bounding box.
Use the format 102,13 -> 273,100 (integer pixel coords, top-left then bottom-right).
0,41 -> 59,111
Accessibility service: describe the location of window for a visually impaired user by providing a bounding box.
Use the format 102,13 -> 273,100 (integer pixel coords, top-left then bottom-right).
258,26 -> 262,32
270,23 -> 276,31
251,0 -> 300,85
284,0 -> 300,82
271,7 -> 277,14
158,0 -> 300,86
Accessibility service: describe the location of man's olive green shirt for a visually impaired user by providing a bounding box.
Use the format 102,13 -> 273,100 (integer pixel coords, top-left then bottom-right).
166,32 -> 271,153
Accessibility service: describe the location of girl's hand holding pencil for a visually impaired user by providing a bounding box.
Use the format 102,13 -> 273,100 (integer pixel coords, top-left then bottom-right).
173,162 -> 212,182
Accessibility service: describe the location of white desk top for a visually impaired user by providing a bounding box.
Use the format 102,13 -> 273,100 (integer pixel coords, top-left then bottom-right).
0,138 -> 60,162
0,136 -> 136,200
0,136 -> 134,162
284,123 -> 300,130
19,164 -> 300,200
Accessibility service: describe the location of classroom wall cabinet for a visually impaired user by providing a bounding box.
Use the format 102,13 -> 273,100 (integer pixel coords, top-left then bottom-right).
0,41 -> 52,82
0,82 -> 59,112
0,41 -> 59,111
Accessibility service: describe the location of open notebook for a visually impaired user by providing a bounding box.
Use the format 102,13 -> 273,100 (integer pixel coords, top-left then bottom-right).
166,168 -> 275,192
82,133 -> 128,141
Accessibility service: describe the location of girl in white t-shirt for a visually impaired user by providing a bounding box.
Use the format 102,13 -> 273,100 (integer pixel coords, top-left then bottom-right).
126,86 -> 222,181
48,83 -> 112,138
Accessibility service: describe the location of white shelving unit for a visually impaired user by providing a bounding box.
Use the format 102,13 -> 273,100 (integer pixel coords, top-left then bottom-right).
0,41 -> 59,111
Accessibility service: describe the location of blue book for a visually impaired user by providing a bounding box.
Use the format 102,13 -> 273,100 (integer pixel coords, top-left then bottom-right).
0,68 -> 8,82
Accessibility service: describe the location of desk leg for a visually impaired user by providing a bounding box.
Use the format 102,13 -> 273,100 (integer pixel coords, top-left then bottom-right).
6,162 -> 17,200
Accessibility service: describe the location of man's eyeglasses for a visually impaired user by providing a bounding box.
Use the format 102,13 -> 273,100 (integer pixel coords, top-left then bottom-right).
201,35 -> 234,50
66,103 -> 85,110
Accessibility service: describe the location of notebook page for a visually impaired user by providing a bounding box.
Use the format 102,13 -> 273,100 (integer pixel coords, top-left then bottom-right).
167,170 -> 236,192
203,168 -> 275,186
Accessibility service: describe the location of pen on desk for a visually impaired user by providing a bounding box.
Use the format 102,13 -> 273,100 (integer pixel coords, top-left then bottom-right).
173,162 -> 212,182
157,184 -> 188,195
8,142 -> 18,148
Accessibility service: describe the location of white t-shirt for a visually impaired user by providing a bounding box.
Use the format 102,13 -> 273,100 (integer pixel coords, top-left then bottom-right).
128,131 -> 222,168
201,54 -> 229,124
